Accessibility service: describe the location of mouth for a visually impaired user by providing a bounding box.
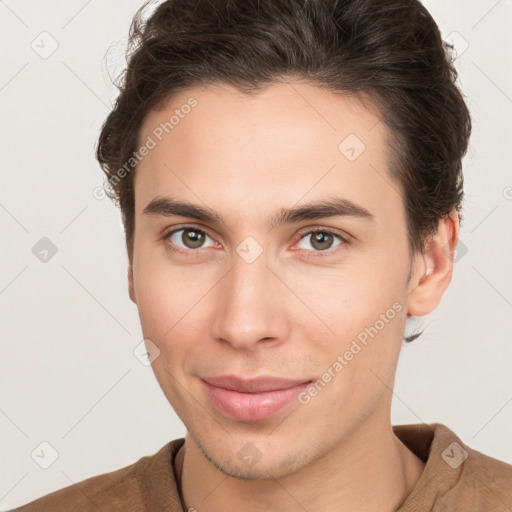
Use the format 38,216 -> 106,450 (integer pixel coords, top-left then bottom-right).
201,375 -> 313,421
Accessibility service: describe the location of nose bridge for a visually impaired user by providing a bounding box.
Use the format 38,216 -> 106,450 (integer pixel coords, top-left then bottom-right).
211,246 -> 286,349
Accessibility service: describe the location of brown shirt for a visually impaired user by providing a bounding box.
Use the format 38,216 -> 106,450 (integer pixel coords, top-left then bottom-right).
11,423 -> 512,511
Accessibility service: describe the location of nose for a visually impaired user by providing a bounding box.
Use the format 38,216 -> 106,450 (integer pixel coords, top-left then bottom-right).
210,248 -> 289,351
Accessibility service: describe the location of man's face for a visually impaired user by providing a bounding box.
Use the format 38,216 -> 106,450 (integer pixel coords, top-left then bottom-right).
130,82 -> 421,478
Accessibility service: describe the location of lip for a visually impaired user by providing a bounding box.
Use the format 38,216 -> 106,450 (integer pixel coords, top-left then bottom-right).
201,375 -> 313,421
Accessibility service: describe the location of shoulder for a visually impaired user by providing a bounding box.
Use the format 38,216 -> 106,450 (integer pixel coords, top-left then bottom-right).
432,423 -> 512,492
12,460 -> 145,512
462,440 -> 512,500
395,422 -> 512,510
439,438 -> 512,510
10,441 -> 180,512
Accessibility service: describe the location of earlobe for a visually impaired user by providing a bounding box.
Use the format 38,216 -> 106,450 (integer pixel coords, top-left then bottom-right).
406,210 -> 459,317
128,265 -> 137,304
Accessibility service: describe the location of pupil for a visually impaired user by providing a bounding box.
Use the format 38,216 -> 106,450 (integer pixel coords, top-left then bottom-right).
184,230 -> 204,248
314,232 -> 332,250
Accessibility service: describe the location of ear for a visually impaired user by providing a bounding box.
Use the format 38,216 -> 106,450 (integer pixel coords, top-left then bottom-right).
406,209 -> 459,317
128,264 -> 137,304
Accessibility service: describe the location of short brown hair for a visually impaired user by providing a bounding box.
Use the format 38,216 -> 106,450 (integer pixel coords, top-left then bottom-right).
96,0 -> 471,273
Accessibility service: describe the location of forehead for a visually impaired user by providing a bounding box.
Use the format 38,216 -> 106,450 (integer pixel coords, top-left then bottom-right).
138,81 -> 386,157
134,81 -> 400,225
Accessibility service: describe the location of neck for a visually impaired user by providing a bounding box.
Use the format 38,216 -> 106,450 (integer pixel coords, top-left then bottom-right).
174,420 -> 425,512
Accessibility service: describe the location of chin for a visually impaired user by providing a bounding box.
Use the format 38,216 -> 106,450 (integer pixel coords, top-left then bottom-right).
194,430 -> 314,481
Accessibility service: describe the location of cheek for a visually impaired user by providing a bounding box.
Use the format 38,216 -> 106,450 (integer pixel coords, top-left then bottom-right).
133,250 -> 213,336
301,277 -> 406,417
287,259 -> 406,340
282,254 -> 409,394
132,256 -> 219,383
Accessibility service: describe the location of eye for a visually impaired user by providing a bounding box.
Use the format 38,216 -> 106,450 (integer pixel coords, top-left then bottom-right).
162,225 -> 349,258
296,228 -> 347,256
164,227 -> 217,255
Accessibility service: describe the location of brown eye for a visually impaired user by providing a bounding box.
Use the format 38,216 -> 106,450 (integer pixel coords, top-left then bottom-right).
181,229 -> 205,249
297,229 -> 345,253
165,228 -> 216,251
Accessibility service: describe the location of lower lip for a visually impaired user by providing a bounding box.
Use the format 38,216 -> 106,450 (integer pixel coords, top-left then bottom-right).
201,380 -> 312,422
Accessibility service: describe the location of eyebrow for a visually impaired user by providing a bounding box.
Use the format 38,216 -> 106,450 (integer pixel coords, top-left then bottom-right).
142,195 -> 375,227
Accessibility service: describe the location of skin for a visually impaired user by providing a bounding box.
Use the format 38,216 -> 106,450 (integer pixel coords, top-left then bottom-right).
128,81 -> 459,512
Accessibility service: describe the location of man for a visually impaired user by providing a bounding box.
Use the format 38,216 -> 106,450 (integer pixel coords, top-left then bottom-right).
13,0 -> 512,510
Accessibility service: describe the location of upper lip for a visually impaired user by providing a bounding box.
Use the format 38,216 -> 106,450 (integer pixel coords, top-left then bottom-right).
201,375 -> 312,393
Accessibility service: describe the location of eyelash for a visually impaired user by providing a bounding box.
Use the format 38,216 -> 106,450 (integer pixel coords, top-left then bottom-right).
161,225 -> 350,259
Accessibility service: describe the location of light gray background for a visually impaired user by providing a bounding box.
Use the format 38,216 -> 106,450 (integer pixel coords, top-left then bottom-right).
1,0 -> 511,509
